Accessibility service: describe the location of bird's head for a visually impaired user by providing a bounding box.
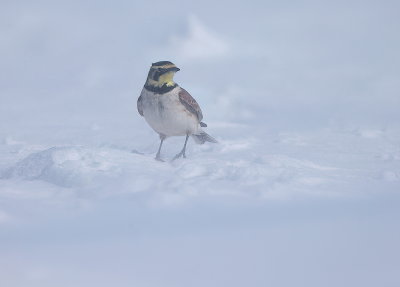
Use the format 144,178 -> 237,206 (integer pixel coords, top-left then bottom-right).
146,61 -> 180,88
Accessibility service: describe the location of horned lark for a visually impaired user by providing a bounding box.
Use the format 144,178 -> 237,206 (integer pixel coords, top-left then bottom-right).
137,61 -> 217,161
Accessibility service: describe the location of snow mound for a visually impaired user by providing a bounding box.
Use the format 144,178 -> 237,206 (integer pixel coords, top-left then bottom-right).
2,146 -> 122,188
0,142 -> 340,199
1,129 -> 398,201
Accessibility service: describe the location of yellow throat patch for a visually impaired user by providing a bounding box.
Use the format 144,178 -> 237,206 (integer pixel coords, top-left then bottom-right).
147,71 -> 175,87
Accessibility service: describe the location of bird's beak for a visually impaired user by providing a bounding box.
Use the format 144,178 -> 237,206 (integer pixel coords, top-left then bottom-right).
164,66 -> 180,73
158,66 -> 180,74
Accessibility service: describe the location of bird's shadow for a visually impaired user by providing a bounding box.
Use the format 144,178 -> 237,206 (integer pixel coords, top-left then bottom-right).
130,149 -> 145,155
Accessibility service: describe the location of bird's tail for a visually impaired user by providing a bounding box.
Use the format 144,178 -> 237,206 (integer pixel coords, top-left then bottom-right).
191,131 -> 218,144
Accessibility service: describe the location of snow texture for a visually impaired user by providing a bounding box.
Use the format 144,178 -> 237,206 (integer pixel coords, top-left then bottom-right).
1,1 -> 400,287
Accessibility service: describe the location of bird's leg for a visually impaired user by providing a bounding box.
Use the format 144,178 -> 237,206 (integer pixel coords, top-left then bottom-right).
155,135 -> 166,161
172,134 -> 189,160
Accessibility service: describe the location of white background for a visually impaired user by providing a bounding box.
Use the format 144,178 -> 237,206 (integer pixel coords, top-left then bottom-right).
1,0 -> 400,286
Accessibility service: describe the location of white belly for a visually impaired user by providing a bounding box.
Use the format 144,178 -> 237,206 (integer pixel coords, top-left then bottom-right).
141,88 -> 200,136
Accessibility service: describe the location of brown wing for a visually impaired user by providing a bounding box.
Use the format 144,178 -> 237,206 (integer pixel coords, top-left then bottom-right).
137,94 -> 144,116
178,88 -> 203,122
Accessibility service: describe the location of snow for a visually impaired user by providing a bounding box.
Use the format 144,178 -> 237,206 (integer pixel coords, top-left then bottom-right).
2,127 -> 398,201
1,1 -> 400,286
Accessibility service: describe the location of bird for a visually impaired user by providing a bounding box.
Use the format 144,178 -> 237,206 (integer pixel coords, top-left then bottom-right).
137,61 -> 217,161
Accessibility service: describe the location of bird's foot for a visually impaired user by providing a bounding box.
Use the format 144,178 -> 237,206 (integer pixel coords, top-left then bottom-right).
155,153 -> 164,162
172,151 -> 186,161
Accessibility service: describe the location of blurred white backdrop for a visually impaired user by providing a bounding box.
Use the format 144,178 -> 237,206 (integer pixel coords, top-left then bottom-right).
2,0 -> 399,131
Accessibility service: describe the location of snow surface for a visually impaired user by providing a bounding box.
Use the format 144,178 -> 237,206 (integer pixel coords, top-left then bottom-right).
1,1 -> 400,286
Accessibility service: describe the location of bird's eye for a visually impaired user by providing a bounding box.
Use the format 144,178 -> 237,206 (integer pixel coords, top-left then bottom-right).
153,70 -> 161,81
